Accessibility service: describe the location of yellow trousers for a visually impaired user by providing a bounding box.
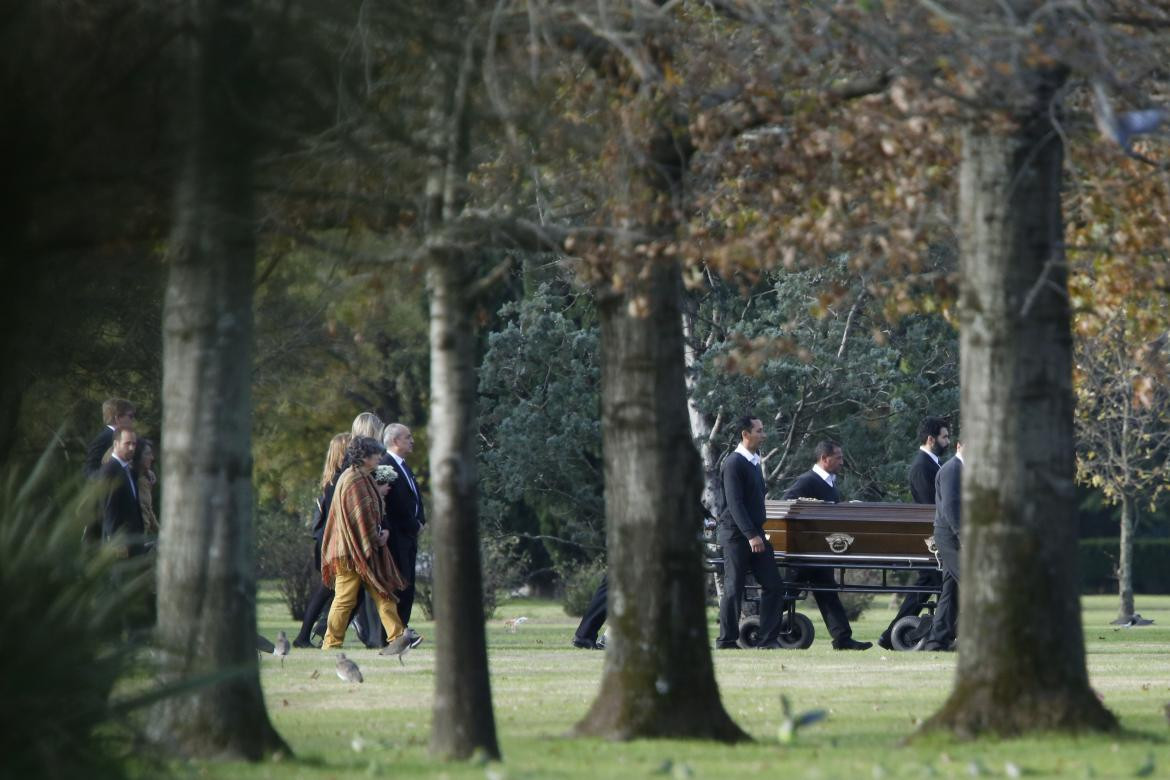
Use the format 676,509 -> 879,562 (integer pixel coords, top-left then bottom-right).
323,559 -> 405,649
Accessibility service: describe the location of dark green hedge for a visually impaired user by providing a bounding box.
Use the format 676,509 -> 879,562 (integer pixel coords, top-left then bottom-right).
1080,538 -> 1170,594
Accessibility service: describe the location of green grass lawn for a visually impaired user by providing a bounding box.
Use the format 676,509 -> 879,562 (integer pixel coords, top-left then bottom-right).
184,591 -> 1170,779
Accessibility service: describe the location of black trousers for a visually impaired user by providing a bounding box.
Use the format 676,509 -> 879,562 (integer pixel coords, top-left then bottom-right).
926,538 -> 960,645
575,575 -> 607,642
788,567 -> 853,642
296,537 -> 333,643
717,524 -> 786,646
388,528 -> 419,626
880,569 -> 942,641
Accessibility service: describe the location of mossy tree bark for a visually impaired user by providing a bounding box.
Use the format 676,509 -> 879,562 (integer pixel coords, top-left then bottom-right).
920,73 -> 1115,738
573,112 -> 746,741
149,0 -> 289,759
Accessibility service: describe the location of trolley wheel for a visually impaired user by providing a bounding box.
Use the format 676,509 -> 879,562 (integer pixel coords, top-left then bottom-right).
777,612 -> 815,650
737,616 -> 762,648
890,614 -> 929,651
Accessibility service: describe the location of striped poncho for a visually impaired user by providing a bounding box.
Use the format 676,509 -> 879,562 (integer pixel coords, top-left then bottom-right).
320,465 -> 406,601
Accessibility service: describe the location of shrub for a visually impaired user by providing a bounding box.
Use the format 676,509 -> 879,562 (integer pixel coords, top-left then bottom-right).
414,528 -> 526,622
0,451 -> 152,778
255,505 -> 315,620
562,559 -> 606,618
839,569 -> 881,621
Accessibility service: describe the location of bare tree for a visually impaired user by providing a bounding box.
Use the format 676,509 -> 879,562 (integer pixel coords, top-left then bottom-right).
1074,311 -> 1170,622
149,0 -> 289,758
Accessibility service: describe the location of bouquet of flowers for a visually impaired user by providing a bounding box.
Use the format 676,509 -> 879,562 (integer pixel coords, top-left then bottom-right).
373,464 -> 399,485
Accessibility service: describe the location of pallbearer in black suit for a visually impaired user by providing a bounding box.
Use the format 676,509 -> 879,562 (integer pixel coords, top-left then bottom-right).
381,423 -> 426,631
877,417 -> 949,650
921,441 -> 962,651
99,427 -> 145,557
716,416 -> 788,649
781,441 -> 872,650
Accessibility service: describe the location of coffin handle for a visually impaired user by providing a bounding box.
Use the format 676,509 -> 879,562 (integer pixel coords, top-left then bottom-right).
825,532 -> 855,554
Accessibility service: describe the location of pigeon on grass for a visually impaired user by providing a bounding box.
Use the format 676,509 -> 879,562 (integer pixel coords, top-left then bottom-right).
380,630 -> 425,665
336,653 -> 363,683
273,631 -> 290,668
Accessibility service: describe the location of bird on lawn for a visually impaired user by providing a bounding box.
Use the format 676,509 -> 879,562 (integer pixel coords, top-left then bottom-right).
273,631 -> 290,668
379,628 -> 424,665
336,653 -> 363,683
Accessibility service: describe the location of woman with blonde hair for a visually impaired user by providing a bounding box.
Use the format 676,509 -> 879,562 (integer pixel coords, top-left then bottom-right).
321,436 -> 411,653
351,412 -> 384,441
292,433 -> 350,648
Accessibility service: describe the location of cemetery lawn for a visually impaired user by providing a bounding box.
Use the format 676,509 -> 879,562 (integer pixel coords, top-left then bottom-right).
178,592 -> 1170,779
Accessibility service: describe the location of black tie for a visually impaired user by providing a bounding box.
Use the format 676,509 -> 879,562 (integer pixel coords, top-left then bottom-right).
402,462 -> 419,516
125,465 -> 137,499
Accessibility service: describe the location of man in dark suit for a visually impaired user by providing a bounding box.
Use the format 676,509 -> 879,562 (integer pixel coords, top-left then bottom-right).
781,441 -> 872,650
716,415 -> 788,649
921,441 -> 962,651
877,417 -> 949,649
100,427 -> 145,557
381,422 -> 426,632
84,398 -> 135,478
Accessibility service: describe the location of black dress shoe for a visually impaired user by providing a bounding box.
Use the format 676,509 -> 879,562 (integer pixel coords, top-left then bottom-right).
877,634 -> 893,651
572,637 -> 600,649
757,641 -> 783,650
714,642 -> 741,650
920,640 -> 953,652
292,637 -> 314,649
832,637 -> 873,651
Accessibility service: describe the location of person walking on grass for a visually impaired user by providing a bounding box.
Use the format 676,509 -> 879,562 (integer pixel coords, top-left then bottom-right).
320,436 -> 417,657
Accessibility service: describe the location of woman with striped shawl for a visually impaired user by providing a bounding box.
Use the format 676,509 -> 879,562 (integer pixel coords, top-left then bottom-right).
321,436 -> 409,651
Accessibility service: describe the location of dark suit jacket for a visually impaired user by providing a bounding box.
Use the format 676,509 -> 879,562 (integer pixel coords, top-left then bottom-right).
782,469 -> 840,503
311,471 -> 341,541
84,426 -> 114,478
907,450 -> 941,505
100,458 -> 144,553
933,456 -> 962,544
379,453 -> 424,536
719,452 -> 767,541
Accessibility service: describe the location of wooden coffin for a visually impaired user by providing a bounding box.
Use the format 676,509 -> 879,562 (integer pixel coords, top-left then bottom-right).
763,499 -> 937,565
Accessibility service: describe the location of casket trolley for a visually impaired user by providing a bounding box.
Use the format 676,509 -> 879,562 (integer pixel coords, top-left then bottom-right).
706,499 -> 943,650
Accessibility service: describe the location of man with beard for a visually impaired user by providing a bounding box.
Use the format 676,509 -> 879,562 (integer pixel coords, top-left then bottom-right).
878,417 -> 950,650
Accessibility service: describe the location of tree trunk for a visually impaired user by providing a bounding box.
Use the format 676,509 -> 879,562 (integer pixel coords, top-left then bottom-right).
682,300 -> 721,514
1117,495 -> 1135,621
148,0 -> 288,759
427,251 -> 501,761
574,260 -> 747,742
920,86 -> 1115,737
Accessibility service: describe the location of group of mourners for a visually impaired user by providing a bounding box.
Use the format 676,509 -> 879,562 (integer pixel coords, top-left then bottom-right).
85,399 -> 427,657
85,398 -> 158,558
289,413 -> 427,658
88,396 -> 962,657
